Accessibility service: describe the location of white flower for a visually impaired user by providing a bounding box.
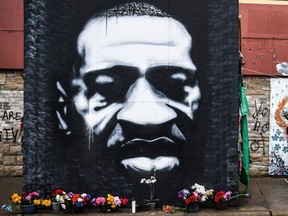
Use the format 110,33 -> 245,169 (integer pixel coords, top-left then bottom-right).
140,176 -> 157,184
151,176 -> 157,183
61,204 -> 66,209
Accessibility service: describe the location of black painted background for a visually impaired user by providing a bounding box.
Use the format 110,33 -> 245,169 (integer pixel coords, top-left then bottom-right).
24,0 -> 239,206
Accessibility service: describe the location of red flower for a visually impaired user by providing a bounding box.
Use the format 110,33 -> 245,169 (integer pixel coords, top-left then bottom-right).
21,192 -> 26,200
185,192 -> 198,204
51,189 -> 65,197
72,194 -> 81,203
214,191 -> 225,204
82,196 -> 89,205
120,198 -> 128,206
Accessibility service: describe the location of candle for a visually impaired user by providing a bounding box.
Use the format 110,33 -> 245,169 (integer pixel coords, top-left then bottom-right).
132,200 -> 136,213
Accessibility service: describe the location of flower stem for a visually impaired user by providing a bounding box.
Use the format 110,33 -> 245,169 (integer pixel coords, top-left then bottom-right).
228,193 -> 250,202
150,183 -> 154,202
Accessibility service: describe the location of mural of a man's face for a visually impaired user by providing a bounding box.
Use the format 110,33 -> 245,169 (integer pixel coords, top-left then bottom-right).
62,6 -> 201,173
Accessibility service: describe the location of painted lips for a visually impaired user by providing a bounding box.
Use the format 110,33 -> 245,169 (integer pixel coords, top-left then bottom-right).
107,137 -> 182,171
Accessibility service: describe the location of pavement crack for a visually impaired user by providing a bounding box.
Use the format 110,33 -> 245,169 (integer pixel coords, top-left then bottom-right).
257,180 -> 269,210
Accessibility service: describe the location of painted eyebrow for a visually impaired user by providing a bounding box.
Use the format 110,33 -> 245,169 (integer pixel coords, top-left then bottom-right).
85,65 -> 139,75
147,66 -> 196,75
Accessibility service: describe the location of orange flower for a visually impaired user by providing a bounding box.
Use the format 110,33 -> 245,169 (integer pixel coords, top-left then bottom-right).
11,193 -> 21,204
41,199 -> 52,207
107,194 -> 114,205
72,194 -> 81,203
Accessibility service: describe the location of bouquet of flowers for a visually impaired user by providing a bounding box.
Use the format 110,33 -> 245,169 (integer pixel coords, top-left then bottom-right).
91,194 -> 128,209
178,183 -> 214,205
162,205 -> 178,213
214,191 -> 232,204
50,189 -> 67,203
71,193 -> 91,207
10,191 -> 40,211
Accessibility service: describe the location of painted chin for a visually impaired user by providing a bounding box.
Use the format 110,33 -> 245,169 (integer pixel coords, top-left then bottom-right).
121,156 -> 179,172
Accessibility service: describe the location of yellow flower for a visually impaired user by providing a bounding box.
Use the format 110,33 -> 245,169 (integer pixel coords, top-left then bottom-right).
33,199 -> 41,205
41,199 -> 52,207
11,193 -> 21,204
107,194 -> 114,205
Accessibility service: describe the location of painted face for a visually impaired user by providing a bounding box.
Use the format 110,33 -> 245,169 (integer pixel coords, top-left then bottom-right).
72,16 -> 201,172
275,96 -> 288,141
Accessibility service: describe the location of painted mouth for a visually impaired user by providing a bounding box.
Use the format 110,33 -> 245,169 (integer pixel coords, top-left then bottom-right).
109,137 -> 182,159
121,156 -> 179,172
105,122 -> 186,171
108,137 -> 182,172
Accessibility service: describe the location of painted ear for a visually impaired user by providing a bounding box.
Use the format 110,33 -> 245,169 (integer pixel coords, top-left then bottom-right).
56,81 -> 71,135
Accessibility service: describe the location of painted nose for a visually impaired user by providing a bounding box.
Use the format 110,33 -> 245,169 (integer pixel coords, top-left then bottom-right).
117,78 -> 177,125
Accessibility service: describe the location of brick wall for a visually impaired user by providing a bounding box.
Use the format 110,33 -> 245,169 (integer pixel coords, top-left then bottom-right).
0,70 -> 23,176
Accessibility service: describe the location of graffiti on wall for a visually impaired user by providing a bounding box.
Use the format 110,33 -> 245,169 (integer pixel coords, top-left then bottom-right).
269,78 -> 288,175
24,0 -> 239,206
0,91 -> 23,143
249,99 -> 270,155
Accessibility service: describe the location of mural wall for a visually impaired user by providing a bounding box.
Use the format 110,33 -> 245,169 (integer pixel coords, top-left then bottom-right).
24,0 -> 239,206
269,78 -> 288,175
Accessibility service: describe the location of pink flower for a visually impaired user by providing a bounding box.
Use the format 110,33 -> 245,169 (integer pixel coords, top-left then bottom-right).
223,191 -> 232,200
25,195 -> 31,201
92,197 -> 106,206
113,196 -> 121,206
28,192 -> 39,197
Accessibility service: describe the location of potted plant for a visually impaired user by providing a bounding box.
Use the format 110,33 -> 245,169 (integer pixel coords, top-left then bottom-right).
71,193 -> 91,213
91,193 -> 128,212
214,190 -> 232,210
178,183 -> 213,212
50,189 -> 68,211
10,191 -> 40,214
140,174 -> 158,211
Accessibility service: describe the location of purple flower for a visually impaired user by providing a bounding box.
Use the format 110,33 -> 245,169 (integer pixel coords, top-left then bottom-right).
224,191 -> 232,200
67,192 -> 74,199
178,189 -> 190,199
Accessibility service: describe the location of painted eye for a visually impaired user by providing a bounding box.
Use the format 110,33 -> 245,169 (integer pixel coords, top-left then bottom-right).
171,73 -> 187,81
146,66 -> 197,102
83,66 -> 139,101
95,75 -> 114,84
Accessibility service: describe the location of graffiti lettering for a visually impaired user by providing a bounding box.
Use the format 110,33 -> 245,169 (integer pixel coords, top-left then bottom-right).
252,100 -> 269,118
253,118 -> 269,133
253,118 -> 261,131
2,110 -> 22,120
249,132 -> 268,155
23,183 -> 53,197
2,128 -> 19,143
250,99 -> 270,156
0,102 -> 11,110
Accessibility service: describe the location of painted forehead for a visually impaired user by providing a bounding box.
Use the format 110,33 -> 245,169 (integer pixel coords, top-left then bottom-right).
76,2 -> 194,75
78,2 -> 170,57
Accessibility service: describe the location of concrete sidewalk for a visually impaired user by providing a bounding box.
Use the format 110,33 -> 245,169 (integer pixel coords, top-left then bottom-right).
0,177 -> 287,215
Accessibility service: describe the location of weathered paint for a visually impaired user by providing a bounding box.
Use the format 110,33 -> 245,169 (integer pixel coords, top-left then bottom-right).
240,3 -> 288,76
0,0 -> 24,69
